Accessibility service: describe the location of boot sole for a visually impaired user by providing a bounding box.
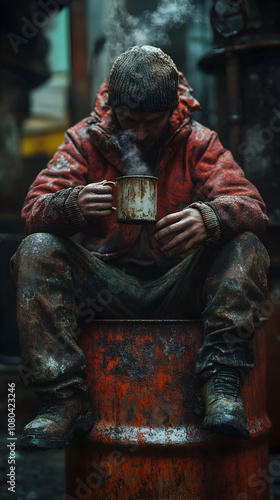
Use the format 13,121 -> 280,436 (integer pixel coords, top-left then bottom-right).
202,414 -> 250,440
20,413 -> 95,452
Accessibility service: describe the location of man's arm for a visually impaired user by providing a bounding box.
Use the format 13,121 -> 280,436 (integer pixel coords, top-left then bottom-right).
189,129 -> 269,241
155,127 -> 268,256
22,125 -> 113,236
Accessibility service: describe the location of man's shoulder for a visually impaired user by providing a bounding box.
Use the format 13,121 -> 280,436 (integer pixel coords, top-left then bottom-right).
66,116 -> 93,139
63,115 -> 103,155
189,120 -> 216,144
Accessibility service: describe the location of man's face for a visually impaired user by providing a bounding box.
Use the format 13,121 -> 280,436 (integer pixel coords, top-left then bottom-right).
115,108 -> 170,153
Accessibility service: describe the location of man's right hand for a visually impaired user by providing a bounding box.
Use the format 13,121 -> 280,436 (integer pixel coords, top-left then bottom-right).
77,181 -> 114,220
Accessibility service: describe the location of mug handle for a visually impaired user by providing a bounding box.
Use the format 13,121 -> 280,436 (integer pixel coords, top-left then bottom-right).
103,180 -> 117,212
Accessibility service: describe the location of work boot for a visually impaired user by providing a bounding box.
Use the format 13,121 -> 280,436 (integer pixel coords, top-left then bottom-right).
20,393 -> 95,452
201,367 -> 250,440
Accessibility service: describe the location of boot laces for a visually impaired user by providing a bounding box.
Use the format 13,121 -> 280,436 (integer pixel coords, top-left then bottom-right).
37,401 -> 62,417
212,369 -> 241,401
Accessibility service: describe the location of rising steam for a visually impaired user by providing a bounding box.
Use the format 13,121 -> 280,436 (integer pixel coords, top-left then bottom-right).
105,0 -> 197,63
113,129 -> 152,175
105,0 -> 197,174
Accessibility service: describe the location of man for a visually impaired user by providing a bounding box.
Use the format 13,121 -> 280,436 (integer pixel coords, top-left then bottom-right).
11,45 -> 269,452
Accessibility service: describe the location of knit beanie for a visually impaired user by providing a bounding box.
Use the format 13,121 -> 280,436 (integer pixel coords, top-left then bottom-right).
108,46 -> 179,112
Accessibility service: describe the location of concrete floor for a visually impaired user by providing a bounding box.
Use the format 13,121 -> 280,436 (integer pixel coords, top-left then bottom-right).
0,440 -> 65,500
0,363 -> 65,500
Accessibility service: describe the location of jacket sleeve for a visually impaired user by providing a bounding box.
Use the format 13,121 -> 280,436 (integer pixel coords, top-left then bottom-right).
21,127 -> 91,236
189,128 -> 269,242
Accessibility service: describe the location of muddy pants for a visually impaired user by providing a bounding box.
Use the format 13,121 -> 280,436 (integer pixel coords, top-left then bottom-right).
10,231 -> 269,398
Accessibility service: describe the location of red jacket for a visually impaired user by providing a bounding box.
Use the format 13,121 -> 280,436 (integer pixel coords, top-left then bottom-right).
22,74 -> 268,260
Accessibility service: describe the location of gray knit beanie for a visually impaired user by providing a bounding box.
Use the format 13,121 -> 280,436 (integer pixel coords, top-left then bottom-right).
108,46 -> 179,112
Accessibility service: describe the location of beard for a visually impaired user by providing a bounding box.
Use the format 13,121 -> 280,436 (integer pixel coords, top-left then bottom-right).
113,117 -> 171,175
133,120 -> 171,162
140,121 -> 170,167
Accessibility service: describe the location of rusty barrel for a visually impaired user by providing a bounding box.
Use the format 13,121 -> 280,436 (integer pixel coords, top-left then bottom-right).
65,320 -> 271,499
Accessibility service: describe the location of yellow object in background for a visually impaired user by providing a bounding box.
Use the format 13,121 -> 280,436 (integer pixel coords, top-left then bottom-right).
21,117 -> 68,158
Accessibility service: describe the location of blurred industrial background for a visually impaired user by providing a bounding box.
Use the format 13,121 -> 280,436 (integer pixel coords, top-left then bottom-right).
0,0 -> 280,498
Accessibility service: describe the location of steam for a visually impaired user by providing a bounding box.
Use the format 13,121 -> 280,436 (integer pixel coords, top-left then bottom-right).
105,0 -> 198,174
105,0 -> 198,63
113,129 -> 151,175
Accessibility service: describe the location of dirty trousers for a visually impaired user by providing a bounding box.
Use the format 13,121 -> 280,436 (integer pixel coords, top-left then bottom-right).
10,231 -> 269,397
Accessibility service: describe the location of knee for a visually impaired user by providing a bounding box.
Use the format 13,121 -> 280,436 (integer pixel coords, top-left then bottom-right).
11,232 -> 66,269
232,232 -> 269,268
234,231 -> 261,246
218,232 -> 270,280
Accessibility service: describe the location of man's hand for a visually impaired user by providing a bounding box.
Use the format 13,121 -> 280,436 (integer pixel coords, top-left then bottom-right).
77,181 -> 114,220
154,208 -> 207,256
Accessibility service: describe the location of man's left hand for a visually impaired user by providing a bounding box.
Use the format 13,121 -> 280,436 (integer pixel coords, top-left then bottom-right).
154,208 -> 207,256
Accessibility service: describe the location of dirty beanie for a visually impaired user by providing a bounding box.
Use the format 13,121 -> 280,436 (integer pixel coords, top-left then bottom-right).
108,45 -> 179,112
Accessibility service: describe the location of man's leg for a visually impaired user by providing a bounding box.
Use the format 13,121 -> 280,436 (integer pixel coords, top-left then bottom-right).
143,231 -> 269,438
195,232 -> 269,382
10,233 -> 98,451
10,232 -> 153,451
194,232 -> 270,438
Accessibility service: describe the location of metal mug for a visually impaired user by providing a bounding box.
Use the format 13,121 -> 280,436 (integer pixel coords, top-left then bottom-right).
105,175 -> 158,224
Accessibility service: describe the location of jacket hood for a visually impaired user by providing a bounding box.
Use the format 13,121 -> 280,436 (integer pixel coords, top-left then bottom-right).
85,72 -> 201,174
91,71 -> 201,134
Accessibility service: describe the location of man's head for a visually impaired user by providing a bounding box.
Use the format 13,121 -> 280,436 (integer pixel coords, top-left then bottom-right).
108,46 -> 179,152
108,45 -> 179,112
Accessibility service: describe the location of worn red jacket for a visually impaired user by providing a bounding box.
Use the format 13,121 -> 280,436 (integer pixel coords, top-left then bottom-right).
22,74 -> 268,261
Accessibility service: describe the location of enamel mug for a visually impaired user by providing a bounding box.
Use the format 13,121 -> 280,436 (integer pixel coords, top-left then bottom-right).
105,175 -> 158,224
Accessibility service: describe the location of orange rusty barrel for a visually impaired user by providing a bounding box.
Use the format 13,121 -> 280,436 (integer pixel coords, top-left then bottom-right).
65,320 -> 271,500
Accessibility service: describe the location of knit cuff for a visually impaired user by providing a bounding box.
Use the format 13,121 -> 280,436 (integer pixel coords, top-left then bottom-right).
64,186 -> 88,229
189,201 -> 221,244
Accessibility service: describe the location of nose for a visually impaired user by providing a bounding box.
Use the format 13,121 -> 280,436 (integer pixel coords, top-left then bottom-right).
135,124 -> 148,142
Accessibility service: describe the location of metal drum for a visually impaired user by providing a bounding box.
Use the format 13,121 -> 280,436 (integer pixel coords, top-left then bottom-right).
65,320 -> 271,499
